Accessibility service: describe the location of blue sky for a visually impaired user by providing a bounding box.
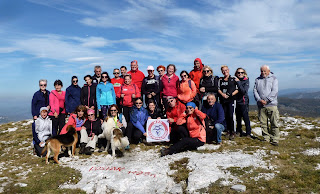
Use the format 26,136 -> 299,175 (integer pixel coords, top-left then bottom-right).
1,0 -> 320,98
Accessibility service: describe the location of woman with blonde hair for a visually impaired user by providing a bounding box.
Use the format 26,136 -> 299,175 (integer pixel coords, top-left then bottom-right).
234,67 -> 251,137
199,65 -> 219,108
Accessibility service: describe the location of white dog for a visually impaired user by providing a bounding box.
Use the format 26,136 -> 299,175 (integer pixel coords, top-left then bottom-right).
99,121 -> 129,157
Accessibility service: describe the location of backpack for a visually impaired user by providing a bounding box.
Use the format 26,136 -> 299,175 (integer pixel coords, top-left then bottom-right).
179,79 -> 192,89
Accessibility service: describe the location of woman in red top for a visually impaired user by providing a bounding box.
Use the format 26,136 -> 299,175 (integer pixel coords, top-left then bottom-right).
177,71 -> 197,104
116,74 -> 141,123
111,68 -> 124,107
161,102 -> 206,156
48,80 -> 66,134
161,64 -> 179,111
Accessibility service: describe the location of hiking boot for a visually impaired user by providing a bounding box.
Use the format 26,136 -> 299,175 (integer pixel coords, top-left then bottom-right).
271,142 -> 279,146
98,146 -> 105,153
229,134 -> 235,140
160,148 -> 170,157
84,147 -> 93,155
79,143 -> 86,154
142,139 -> 152,146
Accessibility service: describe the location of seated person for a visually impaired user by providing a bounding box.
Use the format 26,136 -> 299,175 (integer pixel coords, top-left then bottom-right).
34,107 -> 53,157
147,99 -> 165,119
126,98 -> 150,144
166,96 -> 187,143
79,109 -> 102,155
201,94 -> 225,144
161,102 -> 206,156
99,104 -> 127,152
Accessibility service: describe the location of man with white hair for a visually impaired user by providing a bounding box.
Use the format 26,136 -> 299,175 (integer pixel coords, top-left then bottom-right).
253,65 -> 279,146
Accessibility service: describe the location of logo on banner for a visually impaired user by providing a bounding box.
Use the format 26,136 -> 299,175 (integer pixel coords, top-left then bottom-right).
147,119 -> 169,142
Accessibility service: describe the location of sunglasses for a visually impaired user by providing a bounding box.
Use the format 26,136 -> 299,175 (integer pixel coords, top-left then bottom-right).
136,102 -> 143,105
204,70 -> 211,73
109,110 -> 117,112
158,69 -> 164,72
181,74 -> 188,78
113,72 -> 120,74
88,114 -> 94,116
237,72 -> 245,74
73,80 -> 78,83
187,107 -> 194,110
168,99 -> 174,103
102,76 -> 108,78
40,84 -> 47,87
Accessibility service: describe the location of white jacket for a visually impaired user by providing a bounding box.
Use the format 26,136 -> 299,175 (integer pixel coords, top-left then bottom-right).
35,116 -> 52,142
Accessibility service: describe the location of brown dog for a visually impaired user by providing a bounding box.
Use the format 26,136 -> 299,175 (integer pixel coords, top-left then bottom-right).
41,125 -> 78,164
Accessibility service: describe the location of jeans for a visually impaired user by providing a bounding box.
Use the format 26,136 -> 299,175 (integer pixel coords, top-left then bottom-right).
215,123 -> 225,143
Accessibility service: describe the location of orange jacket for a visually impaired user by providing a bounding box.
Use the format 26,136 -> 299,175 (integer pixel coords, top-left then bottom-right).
176,109 -> 206,143
189,58 -> 204,93
177,79 -> 197,103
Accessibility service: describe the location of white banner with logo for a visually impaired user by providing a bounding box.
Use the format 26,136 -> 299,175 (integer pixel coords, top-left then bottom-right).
146,119 -> 170,142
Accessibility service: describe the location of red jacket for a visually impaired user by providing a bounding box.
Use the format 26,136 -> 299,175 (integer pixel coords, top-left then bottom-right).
166,101 -> 186,123
189,58 -> 204,93
127,69 -> 145,93
111,78 -> 124,95
161,74 -> 179,97
60,113 -> 86,134
116,83 -> 141,107
48,90 -> 66,116
177,79 -> 197,103
176,109 -> 206,143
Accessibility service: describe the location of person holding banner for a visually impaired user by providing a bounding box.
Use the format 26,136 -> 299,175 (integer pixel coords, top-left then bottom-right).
126,98 -> 151,144
160,102 -> 206,156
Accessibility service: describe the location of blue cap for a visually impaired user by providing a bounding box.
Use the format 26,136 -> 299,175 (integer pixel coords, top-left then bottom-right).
186,102 -> 196,109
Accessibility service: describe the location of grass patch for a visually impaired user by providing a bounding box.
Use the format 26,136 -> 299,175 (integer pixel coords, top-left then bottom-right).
0,121 -> 84,193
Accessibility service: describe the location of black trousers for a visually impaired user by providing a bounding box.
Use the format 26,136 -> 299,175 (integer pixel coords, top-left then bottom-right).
170,124 -> 189,144
122,106 -> 132,124
221,101 -> 236,135
34,144 -> 46,157
126,122 -> 146,144
236,104 -> 251,136
50,114 -> 65,135
169,137 -> 204,154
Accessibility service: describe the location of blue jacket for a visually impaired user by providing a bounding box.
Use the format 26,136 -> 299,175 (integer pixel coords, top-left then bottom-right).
31,90 -> 50,117
65,84 -> 81,114
201,102 -> 225,126
130,106 -> 149,133
96,82 -> 116,108
235,77 -> 250,105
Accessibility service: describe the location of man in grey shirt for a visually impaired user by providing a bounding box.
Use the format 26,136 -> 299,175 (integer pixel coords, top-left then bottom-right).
253,65 -> 279,146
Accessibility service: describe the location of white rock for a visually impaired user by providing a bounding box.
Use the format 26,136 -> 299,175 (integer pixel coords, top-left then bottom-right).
252,127 -> 262,136
15,183 -> 27,187
231,184 -> 246,192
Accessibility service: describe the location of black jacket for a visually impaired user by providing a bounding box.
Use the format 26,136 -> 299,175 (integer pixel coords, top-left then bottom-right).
141,75 -> 160,96
81,84 -> 97,107
148,108 -> 165,119
199,75 -> 219,96
83,119 -> 101,136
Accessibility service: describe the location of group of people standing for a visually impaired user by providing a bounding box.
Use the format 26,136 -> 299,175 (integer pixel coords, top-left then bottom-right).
31,58 -> 280,157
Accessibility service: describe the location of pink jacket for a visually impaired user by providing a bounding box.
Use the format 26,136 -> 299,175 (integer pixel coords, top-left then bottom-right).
48,90 -> 66,116
60,113 -> 86,134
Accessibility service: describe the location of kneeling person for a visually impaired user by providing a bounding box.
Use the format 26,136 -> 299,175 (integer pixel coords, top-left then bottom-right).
79,109 -> 102,155
201,94 -> 225,144
34,107 -> 53,157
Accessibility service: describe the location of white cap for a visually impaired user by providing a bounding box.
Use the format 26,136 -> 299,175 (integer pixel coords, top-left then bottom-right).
147,66 -> 154,71
40,107 -> 48,113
